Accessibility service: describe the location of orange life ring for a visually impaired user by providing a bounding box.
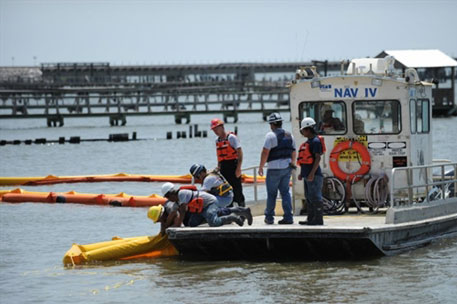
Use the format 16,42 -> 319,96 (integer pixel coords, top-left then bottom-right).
329,141 -> 371,182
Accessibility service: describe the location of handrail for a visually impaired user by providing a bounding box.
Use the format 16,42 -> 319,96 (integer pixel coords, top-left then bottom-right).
241,165 -> 264,203
189,165 -> 265,204
390,162 -> 457,208
432,159 -> 452,163
241,165 -> 298,211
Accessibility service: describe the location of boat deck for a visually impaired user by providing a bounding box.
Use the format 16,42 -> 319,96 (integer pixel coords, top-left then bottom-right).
173,213 -> 387,232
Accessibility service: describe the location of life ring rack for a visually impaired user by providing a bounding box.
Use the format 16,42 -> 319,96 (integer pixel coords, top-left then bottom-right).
329,141 -> 371,182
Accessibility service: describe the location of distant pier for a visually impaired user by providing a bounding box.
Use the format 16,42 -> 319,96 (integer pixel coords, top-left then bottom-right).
1,60 -> 455,126
0,61 -> 337,126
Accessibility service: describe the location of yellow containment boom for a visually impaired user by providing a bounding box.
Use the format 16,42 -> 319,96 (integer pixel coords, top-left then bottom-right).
63,234 -> 178,266
0,172 -> 264,186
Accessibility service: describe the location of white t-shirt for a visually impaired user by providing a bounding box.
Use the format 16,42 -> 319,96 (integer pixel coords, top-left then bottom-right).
177,189 -> 216,208
201,174 -> 223,192
215,133 -> 241,149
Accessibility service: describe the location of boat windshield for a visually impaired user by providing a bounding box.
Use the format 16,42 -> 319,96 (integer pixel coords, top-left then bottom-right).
299,101 -> 347,135
352,100 -> 401,134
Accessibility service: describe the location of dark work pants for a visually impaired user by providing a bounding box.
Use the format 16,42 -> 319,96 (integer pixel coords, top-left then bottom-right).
220,159 -> 245,207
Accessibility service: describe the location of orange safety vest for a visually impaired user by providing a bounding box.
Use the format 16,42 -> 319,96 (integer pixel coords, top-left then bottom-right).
179,185 -> 197,191
216,132 -> 238,162
178,185 -> 203,213
184,190 -> 204,214
297,136 -> 326,165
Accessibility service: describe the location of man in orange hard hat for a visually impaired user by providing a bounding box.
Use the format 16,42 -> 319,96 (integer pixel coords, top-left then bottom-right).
210,118 -> 245,207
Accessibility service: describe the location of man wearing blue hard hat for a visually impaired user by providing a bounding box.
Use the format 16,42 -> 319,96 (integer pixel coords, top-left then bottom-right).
189,164 -> 253,225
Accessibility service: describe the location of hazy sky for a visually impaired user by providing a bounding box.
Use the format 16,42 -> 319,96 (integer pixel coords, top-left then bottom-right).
1,0 -> 456,66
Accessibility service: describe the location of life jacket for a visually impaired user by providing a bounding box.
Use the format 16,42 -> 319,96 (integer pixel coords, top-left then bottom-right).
267,128 -> 295,162
179,185 -> 197,191
297,135 -> 326,165
207,170 -> 233,197
186,190 -> 205,214
177,186 -> 203,213
216,132 -> 238,162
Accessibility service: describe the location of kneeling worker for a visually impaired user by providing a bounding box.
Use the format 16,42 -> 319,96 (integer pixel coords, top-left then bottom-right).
189,163 -> 233,208
161,182 -> 251,227
147,200 -> 181,235
190,163 -> 252,224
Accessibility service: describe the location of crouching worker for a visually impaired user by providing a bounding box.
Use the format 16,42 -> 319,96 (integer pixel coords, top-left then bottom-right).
189,163 -> 234,208
161,182 -> 251,227
297,117 -> 324,225
147,200 -> 180,235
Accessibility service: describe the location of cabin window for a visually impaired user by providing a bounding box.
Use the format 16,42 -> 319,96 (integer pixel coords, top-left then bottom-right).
352,100 -> 401,134
410,99 -> 416,134
299,101 -> 347,135
417,99 -> 430,133
416,99 -> 430,133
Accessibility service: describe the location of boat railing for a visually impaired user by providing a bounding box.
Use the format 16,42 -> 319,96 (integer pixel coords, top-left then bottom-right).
241,165 -> 263,203
240,165 -> 299,211
390,162 -> 457,208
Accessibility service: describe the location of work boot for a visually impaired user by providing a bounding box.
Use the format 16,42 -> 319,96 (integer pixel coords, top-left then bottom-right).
220,215 -> 245,226
278,218 -> 293,224
264,218 -> 274,225
313,201 -> 324,225
299,202 -> 315,225
229,207 -> 253,226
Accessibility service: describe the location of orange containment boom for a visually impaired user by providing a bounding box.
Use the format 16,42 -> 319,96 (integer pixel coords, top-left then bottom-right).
0,172 -> 265,186
0,188 -> 167,207
63,234 -> 178,266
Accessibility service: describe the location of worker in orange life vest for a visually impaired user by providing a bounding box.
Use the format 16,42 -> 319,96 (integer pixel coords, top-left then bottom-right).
210,118 -> 245,207
161,182 -> 245,227
297,117 -> 325,225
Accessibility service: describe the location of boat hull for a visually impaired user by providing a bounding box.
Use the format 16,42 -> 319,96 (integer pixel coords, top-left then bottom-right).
167,214 -> 457,260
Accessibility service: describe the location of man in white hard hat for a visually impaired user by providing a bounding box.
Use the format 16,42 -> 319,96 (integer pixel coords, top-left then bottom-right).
258,112 -> 296,225
161,182 -> 246,227
297,117 -> 325,225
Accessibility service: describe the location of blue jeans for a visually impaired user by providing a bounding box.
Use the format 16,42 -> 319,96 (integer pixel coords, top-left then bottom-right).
215,193 -> 233,208
188,203 -> 224,227
303,175 -> 323,204
264,167 -> 293,222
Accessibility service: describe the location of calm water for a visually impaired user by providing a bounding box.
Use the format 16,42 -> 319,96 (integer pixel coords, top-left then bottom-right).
1,114 -> 456,304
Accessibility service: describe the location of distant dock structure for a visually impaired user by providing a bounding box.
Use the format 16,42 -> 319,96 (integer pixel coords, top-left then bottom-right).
0,61 -> 339,126
1,52 -> 456,127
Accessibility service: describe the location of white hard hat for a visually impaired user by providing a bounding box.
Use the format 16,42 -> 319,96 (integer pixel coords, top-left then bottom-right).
267,112 -> 283,123
300,117 -> 316,130
161,182 -> 175,196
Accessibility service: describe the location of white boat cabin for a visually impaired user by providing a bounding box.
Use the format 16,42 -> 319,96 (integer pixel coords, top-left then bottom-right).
289,57 -> 433,211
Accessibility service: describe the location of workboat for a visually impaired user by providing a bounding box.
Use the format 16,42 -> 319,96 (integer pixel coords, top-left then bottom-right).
167,57 -> 457,260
